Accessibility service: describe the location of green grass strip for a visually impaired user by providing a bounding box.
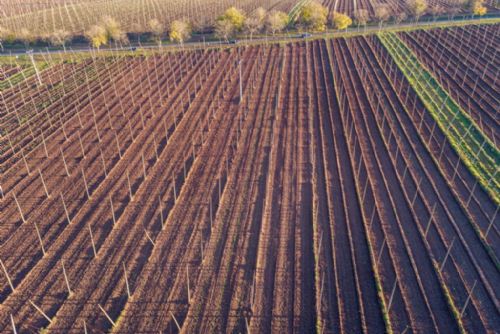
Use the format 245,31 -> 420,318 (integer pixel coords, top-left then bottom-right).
0,62 -> 49,91
378,32 -> 500,205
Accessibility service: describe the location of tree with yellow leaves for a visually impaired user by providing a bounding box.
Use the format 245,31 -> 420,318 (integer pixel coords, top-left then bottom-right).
471,0 -> 487,17
331,12 -> 352,30
169,20 -> 191,45
215,7 -> 246,40
298,1 -> 328,32
102,16 -> 128,44
407,0 -> 428,22
85,25 -> 108,49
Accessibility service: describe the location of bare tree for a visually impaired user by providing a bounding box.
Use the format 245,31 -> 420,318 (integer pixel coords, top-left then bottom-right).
447,6 -> 461,20
429,4 -> 445,21
407,0 -> 428,22
353,8 -> 370,31
266,11 -> 290,35
19,28 -> 35,49
49,29 -> 70,51
148,19 -> 164,46
102,16 -> 128,45
244,7 -> 267,39
374,4 -> 391,30
0,26 -> 15,51
215,18 -> 235,42
394,11 -> 408,24
130,22 -> 144,44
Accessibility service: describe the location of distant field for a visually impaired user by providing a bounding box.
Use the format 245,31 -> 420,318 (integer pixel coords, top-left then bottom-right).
323,0 -> 499,17
0,0 -> 297,35
1,0 -> 498,38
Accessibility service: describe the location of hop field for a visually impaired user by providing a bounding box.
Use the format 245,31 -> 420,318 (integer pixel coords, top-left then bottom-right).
0,3 -> 499,333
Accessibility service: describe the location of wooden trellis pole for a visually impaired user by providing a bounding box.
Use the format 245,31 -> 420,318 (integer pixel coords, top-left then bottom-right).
387,279 -> 398,311
239,59 -> 243,104
27,51 -> 43,86
21,149 -> 30,175
88,224 -> 97,258
200,234 -> 204,262
100,149 -> 108,177
424,204 -> 437,238
61,260 -> 72,295
98,304 -> 116,327
123,262 -> 131,298
34,221 -> 46,256
61,193 -> 71,224
110,196 -> 116,226
153,138 -> 159,161
60,148 -> 70,176
485,207 -> 499,238
144,229 -> 155,246
440,238 -> 456,272
0,260 -> 15,292
38,169 -> 50,198
29,300 -> 52,324
245,316 -> 250,334
78,132 -> 86,159
173,177 -> 177,202
159,196 -> 165,230
82,168 -> 90,199
127,170 -> 133,201
209,198 -> 213,231
115,133 -> 122,159
186,264 -> 191,303
170,311 -> 181,331
377,237 -> 387,266
460,280 -> 477,317
10,314 -> 17,334
13,193 -> 26,224
141,152 -> 147,179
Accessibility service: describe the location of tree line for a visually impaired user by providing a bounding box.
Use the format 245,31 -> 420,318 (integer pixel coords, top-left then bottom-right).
0,0 -> 490,50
